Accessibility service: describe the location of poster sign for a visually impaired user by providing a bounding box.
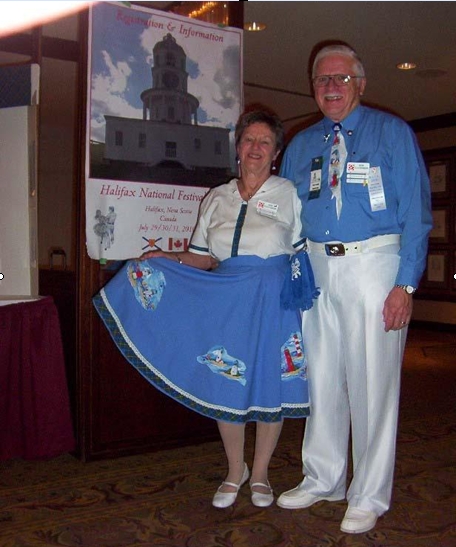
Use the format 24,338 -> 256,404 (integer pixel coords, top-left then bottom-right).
86,2 -> 243,259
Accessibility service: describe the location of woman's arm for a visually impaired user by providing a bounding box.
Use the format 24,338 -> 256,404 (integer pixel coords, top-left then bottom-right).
139,249 -> 216,270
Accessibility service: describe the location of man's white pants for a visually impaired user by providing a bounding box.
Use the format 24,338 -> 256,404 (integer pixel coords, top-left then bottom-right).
300,242 -> 407,515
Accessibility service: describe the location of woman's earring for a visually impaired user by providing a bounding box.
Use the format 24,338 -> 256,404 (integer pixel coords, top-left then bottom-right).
271,161 -> 277,171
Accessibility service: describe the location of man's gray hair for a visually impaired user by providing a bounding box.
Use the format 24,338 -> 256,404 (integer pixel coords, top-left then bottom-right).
312,44 -> 365,78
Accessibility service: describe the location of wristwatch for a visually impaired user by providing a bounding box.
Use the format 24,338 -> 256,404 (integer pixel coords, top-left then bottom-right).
395,284 -> 416,294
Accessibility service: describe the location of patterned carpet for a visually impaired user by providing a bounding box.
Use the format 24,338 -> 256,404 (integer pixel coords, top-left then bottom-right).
1,327 -> 455,547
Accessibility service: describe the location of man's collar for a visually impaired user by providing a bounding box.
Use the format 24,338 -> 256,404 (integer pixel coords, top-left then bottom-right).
323,105 -> 363,135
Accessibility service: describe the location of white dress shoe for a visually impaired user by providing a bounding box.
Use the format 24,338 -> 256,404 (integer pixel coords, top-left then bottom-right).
250,481 -> 274,507
277,485 -> 343,509
340,507 -> 378,534
212,463 -> 249,508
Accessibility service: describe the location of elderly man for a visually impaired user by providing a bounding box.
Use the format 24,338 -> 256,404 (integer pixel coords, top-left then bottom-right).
277,43 -> 432,534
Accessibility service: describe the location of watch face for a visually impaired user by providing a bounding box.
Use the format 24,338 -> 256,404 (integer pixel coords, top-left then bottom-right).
396,284 -> 416,294
163,71 -> 179,89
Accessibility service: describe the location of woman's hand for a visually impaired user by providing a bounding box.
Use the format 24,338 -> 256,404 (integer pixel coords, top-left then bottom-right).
139,249 -> 169,261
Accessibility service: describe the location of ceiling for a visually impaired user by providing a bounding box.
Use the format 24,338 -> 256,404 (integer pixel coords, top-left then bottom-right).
241,1 -> 456,134
2,1 -> 455,138
147,1 -> 456,135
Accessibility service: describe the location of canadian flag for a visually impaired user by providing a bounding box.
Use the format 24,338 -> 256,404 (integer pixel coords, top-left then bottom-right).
168,238 -> 188,251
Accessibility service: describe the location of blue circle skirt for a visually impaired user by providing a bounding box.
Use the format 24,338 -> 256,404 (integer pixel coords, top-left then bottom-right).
93,255 -> 310,423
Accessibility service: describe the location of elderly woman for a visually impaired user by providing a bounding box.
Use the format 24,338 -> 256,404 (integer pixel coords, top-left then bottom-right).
93,110 -> 318,508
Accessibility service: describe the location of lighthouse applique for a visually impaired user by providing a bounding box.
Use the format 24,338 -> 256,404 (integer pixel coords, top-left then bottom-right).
280,332 -> 307,381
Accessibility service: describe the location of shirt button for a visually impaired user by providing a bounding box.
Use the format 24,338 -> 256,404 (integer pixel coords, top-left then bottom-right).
325,230 -> 330,235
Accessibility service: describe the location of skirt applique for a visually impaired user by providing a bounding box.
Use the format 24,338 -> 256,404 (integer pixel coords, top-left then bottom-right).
127,261 -> 166,310
281,332 -> 307,381
197,345 -> 247,386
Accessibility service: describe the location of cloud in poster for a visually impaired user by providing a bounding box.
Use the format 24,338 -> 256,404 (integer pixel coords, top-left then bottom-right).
213,46 -> 241,110
89,6 -> 242,144
91,51 -> 143,141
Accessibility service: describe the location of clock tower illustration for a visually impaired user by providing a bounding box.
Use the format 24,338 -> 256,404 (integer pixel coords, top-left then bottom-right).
101,33 -> 232,186
142,33 -> 200,125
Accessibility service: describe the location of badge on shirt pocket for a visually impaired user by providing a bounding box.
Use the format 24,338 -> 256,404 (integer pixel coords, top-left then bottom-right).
346,162 -> 370,184
309,156 -> 323,200
256,200 -> 278,218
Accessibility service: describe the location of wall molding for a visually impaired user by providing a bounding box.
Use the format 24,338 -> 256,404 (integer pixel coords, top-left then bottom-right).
410,112 -> 456,133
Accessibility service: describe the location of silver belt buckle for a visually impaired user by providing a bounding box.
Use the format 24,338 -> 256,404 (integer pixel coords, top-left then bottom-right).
325,243 -> 345,256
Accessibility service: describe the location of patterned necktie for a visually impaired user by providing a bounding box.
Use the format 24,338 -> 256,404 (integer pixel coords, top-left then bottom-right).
329,123 -> 347,219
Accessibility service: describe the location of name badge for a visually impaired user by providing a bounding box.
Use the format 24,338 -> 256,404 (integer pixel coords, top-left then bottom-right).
309,156 -> 323,200
368,166 -> 387,211
346,162 -> 370,184
257,200 -> 278,218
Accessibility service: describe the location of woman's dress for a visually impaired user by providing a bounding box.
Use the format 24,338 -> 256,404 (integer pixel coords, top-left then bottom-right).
93,176 -> 316,423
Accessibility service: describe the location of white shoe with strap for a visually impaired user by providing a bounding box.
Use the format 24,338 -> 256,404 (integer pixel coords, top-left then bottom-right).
212,463 -> 249,509
250,481 -> 274,507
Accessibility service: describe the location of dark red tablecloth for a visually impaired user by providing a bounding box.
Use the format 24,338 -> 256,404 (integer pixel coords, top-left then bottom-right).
0,296 -> 75,460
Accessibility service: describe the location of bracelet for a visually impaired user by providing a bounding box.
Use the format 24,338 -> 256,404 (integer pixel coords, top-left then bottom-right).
175,253 -> 183,264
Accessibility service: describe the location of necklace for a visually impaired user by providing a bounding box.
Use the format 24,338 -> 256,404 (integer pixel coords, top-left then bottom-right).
238,179 -> 262,201
246,188 -> 261,201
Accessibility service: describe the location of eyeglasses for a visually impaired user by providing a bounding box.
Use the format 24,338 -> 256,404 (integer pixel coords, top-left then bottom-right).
312,74 -> 363,87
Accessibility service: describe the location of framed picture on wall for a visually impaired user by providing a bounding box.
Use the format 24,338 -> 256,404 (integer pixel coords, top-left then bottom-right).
453,251 -> 456,291
430,207 -> 449,242
428,160 -> 449,196
454,203 -> 456,240
422,251 -> 448,288
417,146 -> 455,301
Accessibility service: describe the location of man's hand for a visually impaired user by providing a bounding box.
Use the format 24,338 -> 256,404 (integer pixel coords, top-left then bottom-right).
383,286 -> 413,332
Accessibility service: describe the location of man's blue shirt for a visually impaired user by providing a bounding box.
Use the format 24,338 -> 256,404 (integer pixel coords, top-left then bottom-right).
280,105 -> 433,286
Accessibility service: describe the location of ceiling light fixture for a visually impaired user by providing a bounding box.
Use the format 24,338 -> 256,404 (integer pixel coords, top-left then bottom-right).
244,21 -> 266,32
396,62 -> 417,70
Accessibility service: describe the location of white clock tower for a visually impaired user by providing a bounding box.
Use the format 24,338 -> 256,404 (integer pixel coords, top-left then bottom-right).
141,33 -> 199,125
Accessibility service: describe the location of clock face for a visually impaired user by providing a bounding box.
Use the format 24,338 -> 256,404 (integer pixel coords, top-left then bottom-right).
163,71 -> 179,89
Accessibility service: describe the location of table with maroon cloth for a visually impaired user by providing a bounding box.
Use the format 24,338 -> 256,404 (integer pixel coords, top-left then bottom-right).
0,296 -> 75,460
